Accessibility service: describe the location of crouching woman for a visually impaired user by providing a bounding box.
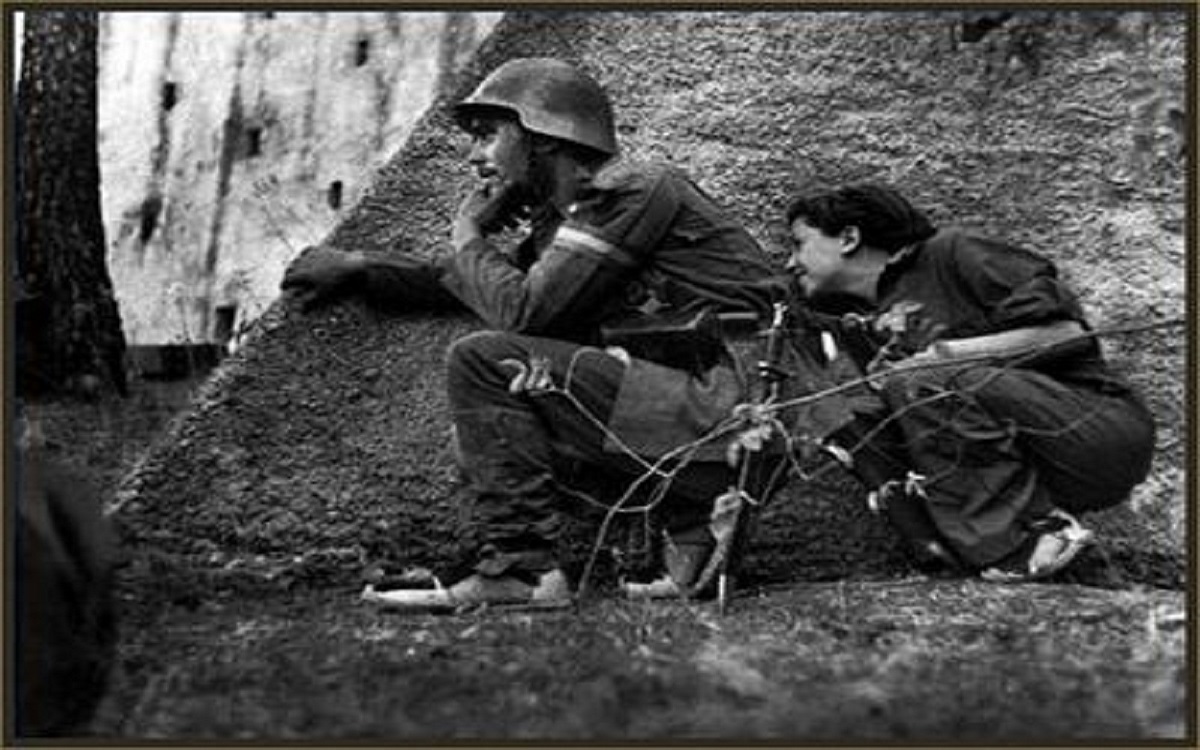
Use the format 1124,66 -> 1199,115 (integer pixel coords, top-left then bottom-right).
782,182 -> 1155,582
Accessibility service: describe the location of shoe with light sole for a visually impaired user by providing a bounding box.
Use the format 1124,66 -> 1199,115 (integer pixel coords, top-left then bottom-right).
867,476 -> 963,574
362,568 -> 572,613
980,509 -> 1094,583
621,527 -> 716,601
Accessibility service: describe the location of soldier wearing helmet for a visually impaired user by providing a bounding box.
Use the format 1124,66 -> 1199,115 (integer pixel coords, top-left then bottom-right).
283,58 -> 795,611
456,57 -> 618,159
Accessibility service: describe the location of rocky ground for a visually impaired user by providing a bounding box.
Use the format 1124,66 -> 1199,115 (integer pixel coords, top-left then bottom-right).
89,576 -> 1186,740
44,9 -> 1192,741
114,9 -> 1188,583
28,378 -> 1187,740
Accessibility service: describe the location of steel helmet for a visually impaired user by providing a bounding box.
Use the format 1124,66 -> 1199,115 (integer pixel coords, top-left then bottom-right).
454,58 -> 618,158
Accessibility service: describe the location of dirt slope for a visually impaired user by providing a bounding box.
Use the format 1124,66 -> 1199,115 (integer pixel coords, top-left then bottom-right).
113,10 -> 1188,591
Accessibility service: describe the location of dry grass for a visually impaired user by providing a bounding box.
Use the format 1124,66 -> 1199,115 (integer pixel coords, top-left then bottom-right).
86,576 -> 1187,741
25,11 -> 1189,740
22,373 -> 1188,742
19,375 -> 206,507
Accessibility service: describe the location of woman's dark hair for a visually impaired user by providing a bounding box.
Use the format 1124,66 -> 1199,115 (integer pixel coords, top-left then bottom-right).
785,183 -> 937,253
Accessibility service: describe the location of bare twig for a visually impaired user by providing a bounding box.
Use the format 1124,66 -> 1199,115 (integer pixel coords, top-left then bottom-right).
764,318 -> 1184,418
559,318 -> 1182,597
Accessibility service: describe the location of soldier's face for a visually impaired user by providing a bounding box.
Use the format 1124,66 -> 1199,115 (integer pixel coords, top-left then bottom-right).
466,116 -> 533,194
787,218 -> 854,300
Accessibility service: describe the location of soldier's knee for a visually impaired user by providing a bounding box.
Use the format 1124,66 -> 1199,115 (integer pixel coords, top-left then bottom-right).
446,331 -> 528,396
446,330 -> 519,369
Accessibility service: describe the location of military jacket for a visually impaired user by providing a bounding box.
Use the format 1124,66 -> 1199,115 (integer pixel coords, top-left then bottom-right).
838,229 -> 1133,394
358,161 -> 791,461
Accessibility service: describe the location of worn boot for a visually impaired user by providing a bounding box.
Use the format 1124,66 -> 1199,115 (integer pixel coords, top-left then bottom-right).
363,566 -> 572,613
868,473 -> 962,573
980,508 -> 1093,583
622,525 -> 715,600
452,407 -> 564,563
362,407 -> 573,614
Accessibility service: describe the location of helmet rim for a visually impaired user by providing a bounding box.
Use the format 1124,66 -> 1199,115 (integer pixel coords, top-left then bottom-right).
454,58 -> 618,158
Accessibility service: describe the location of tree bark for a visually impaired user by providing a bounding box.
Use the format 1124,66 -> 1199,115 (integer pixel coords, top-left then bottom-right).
16,10 -> 126,398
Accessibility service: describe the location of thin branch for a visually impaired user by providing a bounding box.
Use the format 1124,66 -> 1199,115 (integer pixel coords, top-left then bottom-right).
559,317 -> 1181,594
764,318 -> 1184,418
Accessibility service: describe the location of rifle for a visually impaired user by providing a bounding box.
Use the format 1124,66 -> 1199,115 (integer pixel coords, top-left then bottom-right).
686,302 -> 792,614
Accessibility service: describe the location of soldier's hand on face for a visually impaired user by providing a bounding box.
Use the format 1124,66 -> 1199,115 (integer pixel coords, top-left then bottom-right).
280,244 -> 366,312
453,182 -> 529,247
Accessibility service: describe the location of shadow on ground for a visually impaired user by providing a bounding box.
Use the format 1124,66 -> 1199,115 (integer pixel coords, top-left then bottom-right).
90,577 -> 1185,740
29,9 -> 1191,742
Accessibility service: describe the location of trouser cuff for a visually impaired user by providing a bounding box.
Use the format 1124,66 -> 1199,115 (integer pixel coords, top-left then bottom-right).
474,544 -> 557,577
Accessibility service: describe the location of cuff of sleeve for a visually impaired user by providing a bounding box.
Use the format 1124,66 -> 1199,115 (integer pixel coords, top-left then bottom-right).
435,236 -> 495,282
440,236 -> 495,269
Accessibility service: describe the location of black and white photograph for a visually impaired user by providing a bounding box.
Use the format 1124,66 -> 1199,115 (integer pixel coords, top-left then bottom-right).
7,6 -> 1191,742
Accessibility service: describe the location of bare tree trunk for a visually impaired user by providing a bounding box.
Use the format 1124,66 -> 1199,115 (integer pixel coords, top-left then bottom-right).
16,10 -> 127,399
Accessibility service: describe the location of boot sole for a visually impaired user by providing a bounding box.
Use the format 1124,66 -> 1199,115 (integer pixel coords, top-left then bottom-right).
980,528 -> 1093,584
361,585 -> 572,614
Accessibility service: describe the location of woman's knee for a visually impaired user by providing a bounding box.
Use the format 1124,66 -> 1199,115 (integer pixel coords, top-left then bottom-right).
879,364 -> 954,405
880,364 -> 1012,410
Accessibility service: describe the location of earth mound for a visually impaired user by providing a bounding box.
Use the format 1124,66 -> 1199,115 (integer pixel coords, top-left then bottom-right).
113,10 -> 1187,594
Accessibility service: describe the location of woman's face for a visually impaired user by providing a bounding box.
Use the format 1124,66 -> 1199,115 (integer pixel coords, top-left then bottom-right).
786,218 -> 855,301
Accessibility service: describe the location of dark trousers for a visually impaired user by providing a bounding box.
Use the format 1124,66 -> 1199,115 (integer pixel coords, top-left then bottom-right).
842,364 -> 1155,566
446,331 -> 734,572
